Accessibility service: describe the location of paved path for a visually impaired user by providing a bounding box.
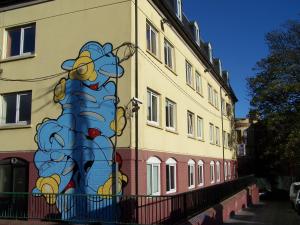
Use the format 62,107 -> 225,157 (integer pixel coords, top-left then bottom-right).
224,200 -> 300,225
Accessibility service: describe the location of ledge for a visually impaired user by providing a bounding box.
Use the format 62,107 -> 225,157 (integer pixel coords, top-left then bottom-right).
0,54 -> 36,63
0,124 -> 32,130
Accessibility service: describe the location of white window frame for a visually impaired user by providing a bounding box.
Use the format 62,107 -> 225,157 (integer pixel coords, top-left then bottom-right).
209,123 -> 214,144
146,22 -> 158,56
197,160 -> 204,186
187,111 -> 195,136
224,162 -> 228,181
147,89 -> 159,125
228,162 -> 231,179
146,157 -> 161,195
0,91 -> 32,125
216,161 -> 221,182
165,98 -> 176,131
208,84 -> 213,104
166,158 -> 177,194
164,39 -> 174,70
186,61 -> 193,87
5,24 -> 36,58
194,22 -> 200,45
195,72 -> 203,95
210,161 -> 215,184
188,159 -> 195,189
215,126 -> 220,146
176,0 -> 182,21
197,116 -> 204,140
214,90 -> 219,109
221,98 -> 226,115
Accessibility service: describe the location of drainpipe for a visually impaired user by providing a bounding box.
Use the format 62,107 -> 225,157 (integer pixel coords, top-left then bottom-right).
220,87 -> 225,182
134,0 -> 139,219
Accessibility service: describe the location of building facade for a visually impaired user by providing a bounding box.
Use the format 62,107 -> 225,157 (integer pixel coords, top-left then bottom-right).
0,0 -> 237,219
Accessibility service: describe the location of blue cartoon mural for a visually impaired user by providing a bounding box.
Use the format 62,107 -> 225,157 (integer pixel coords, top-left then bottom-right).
33,41 -> 128,221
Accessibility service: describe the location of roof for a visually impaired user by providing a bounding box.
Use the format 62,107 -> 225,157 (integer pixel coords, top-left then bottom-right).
0,0 -> 52,12
153,0 -> 238,102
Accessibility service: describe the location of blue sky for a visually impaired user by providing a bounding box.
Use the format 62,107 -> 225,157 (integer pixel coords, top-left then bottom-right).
183,0 -> 300,118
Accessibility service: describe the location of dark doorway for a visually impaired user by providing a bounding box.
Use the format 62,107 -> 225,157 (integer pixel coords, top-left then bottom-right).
0,158 -> 29,218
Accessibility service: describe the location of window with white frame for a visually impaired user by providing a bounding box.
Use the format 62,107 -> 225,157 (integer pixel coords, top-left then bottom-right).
224,162 -> 228,181
208,84 -> 213,104
209,123 -> 214,144
146,22 -> 158,56
197,116 -> 204,140
166,158 -> 177,193
227,133 -> 231,148
186,61 -> 193,87
214,90 -> 219,109
216,161 -> 221,182
165,99 -> 176,130
210,161 -> 215,184
215,126 -> 220,146
175,0 -> 182,21
147,89 -> 159,125
164,39 -> 174,69
146,157 -> 161,195
187,111 -> 195,136
228,162 -> 231,179
195,72 -> 203,95
194,22 -> 200,45
6,24 -> 35,58
198,160 -> 204,186
0,91 -> 32,125
221,98 -> 226,115
223,131 -> 229,148
188,159 -> 195,188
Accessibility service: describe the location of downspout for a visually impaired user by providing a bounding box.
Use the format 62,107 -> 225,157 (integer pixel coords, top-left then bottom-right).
134,0 -> 139,198
220,87 -> 225,182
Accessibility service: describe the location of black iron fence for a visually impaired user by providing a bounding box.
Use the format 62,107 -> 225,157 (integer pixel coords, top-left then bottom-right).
0,175 -> 255,224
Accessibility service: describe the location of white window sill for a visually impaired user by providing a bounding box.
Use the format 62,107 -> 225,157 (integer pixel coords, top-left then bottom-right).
0,124 -> 32,130
166,189 -> 176,194
147,121 -> 162,130
210,181 -> 215,184
1,54 -> 36,63
165,127 -> 178,134
188,185 -> 195,190
198,183 -> 204,187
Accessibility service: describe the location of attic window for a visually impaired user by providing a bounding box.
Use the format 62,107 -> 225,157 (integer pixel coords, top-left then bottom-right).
207,43 -> 213,63
194,22 -> 200,46
175,0 -> 182,21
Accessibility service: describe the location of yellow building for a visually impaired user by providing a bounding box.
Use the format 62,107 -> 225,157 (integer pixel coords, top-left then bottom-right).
0,0 -> 237,214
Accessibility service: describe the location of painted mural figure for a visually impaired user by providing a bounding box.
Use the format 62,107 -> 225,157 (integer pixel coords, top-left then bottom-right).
33,41 -> 127,221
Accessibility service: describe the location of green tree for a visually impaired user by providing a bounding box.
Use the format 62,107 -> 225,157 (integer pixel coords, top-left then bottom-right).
248,19 -> 300,179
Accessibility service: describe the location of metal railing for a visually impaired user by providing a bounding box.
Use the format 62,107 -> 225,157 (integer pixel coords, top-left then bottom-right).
0,175 -> 255,224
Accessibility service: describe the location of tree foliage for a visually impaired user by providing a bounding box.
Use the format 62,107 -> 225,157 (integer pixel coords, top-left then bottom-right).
247,19 -> 300,178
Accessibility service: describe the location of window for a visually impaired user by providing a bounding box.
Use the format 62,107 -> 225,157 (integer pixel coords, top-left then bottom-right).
186,61 -> 193,87
147,89 -> 159,125
224,162 -> 228,181
226,103 -> 232,116
197,116 -> 204,140
6,24 -> 35,58
209,123 -> 214,144
213,90 -> 219,109
216,161 -> 221,182
198,160 -> 204,186
210,161 -> 215,184
194,22 -> 200,45
188,160 -> 195,189
227,133 -> 231,148
146,157 -> 161,195
221,98 -> 226,115
208,84 -> 213,104
215,126 -> 220,146
187,111 -> 195,136
223,131 -> 229,148
166,158 -> 177,193
0,91 -> 32,125
228,162 -> 231,179
146,22 -> 158,56
175,0 -> 182,21
195,72 -> 203,95
165,99 -> 176,130
164,39 -> 174,69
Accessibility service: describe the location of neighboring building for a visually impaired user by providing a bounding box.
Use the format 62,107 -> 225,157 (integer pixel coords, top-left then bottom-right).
0,0 -> 237,220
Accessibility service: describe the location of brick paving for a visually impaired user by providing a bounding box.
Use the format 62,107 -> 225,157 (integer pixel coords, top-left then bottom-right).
224,200 -> 300,225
